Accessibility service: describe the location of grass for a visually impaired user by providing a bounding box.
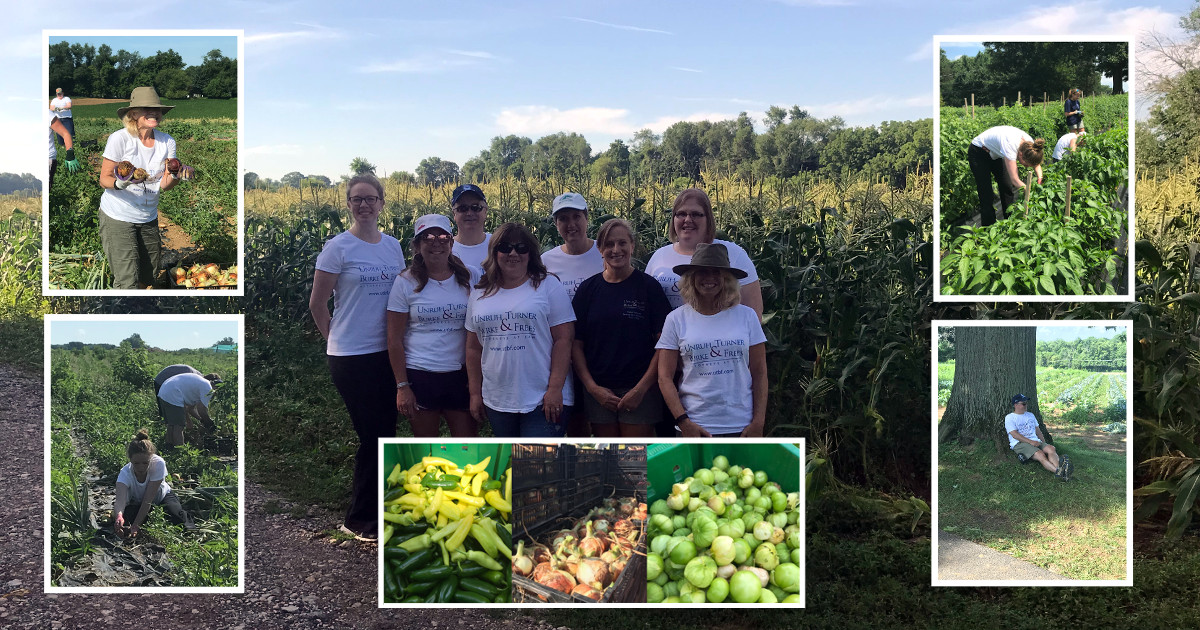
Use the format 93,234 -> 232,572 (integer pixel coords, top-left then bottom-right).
70,98 -> 237,121
938,434 -> 1126,580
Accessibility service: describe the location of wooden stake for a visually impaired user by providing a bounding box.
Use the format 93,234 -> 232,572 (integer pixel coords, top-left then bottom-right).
971,94 -> 975,118
1064,176 -> 1072,218
1018,90 -> 1021,103
1004,97 -> 1007,107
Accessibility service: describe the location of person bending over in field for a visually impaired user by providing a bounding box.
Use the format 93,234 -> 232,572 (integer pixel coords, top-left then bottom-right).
1051,131 -> 1085,163
157,371 -> 221,447
1005,394 -> 1071,481
967,126 -> 1045,227
113,429 -> 195,538
1064,88 -> 1085,134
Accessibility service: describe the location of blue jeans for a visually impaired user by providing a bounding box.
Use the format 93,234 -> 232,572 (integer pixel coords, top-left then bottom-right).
486,405 -> 570,437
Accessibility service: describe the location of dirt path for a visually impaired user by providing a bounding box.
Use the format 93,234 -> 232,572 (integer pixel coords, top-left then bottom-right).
0,363 -> 567,629
937,531 -> 1065,582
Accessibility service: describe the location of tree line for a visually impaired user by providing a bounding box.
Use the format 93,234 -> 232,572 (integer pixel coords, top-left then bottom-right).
48,43 -> 237,100
940,42 -> 1128,107
245,108 -> 932,193
1136,3 -> 1200,171
939,330 -> 1126,372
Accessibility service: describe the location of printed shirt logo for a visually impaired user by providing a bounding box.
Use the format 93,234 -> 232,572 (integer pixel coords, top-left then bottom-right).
682,338 -> 748,377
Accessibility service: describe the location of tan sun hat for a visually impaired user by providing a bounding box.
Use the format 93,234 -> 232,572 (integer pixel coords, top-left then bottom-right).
671,242 -> 748,279
116,86 -> 175,119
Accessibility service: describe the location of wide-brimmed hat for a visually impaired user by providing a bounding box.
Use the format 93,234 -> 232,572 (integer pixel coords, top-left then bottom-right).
451,184 -> 486,205
116,87 -> 175,119
414,214 -> 454,238
671,242 -> 748,279
551,192 -> 588,216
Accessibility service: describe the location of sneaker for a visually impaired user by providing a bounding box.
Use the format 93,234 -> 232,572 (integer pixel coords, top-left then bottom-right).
1060,455 -> 1073,481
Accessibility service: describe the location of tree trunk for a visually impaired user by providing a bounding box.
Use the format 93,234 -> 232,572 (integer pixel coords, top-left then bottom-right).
938,327 -> 1052,452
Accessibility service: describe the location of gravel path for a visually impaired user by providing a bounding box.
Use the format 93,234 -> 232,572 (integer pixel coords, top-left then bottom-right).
937,531 -> 1066,582
0,363 -> 573,629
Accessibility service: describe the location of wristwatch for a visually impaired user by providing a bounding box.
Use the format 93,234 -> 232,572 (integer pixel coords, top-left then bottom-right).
396,381 -> 411,389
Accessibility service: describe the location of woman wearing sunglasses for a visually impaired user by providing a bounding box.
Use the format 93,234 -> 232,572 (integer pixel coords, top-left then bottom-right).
465,222 -> 575,437
387,214 -> 481,437
309,172 -> 406,540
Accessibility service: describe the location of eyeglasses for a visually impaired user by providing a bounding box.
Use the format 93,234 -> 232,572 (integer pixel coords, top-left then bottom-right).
455,204 -> 485,214
349,196 -> 381,206
495,241 -> 530,255
420,233 -> 452,243
674,211 -> 706,220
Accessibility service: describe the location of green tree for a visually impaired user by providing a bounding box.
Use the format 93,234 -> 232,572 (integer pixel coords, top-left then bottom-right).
349,157 -> 376,175
281,171 -> 304,188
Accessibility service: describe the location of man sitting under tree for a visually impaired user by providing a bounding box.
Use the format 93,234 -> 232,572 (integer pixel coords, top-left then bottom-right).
1005,394 -> 1072,481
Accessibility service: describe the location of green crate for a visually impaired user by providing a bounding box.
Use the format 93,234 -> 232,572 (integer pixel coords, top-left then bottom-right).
646,443 -> 801,503
382,442 -> 512,486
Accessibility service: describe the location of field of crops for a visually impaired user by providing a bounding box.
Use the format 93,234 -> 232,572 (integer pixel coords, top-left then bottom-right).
49,346 -> 239,587
47,99 -> 238,289
937,361 -> 1126,425
939,94 -> 1128,295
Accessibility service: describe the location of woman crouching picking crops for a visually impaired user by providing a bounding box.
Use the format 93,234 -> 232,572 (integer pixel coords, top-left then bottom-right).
113,429 -> 195,537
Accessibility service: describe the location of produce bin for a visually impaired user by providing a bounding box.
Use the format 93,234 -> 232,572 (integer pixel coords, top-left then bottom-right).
512,443 -> 647,604
646,443 -> 801,503
513,444 -> 562,491
383,442 -> 511,479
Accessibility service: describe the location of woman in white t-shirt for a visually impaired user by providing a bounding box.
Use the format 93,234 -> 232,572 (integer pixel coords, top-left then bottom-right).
96,87 -> 194,289
655,243 -> 768,438
113,429 -> 194,537
967,126 -> 1046,226
645,188 -> 763,319
387,214 -> 481,437
465,222 -> 575,437
309,172 -> 406,540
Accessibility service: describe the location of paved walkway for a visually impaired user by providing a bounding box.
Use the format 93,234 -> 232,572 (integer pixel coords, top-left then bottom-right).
938,531 -> 1066,581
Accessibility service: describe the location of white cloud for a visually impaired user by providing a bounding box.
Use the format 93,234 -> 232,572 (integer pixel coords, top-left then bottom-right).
246,24 -> 343,47
670,66 -> 703,73
642,111 -> 741,133
496,106 -> 638,135
447,50 -> 499,60
562,17 -> 672,35
792,93 -> 933,120
358,49 -> 497,74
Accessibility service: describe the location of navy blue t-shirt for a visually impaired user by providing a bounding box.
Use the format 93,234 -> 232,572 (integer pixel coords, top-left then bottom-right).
572,269 -> 671,389
1065,99 -> 1081,127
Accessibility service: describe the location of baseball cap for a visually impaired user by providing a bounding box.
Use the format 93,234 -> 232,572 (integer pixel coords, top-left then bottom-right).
451,184 -> 486,205
55,87 -> 63,94
414,214 -> 454,237
1011,394 -> 1029,405
551,192 -> 588,216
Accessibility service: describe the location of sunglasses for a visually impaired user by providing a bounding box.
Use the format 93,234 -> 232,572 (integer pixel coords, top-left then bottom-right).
455,204 -> 485,214
420,233 -> 452,243
496,241 -> 530,255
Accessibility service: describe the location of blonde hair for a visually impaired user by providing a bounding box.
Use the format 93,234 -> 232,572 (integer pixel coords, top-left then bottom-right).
679,269 -> 741,311
122,108 -> 167,136
126,428 -> 156,459
668,189 -> 716,243
1018,139 -> 1046,167
596,218 -> 636,251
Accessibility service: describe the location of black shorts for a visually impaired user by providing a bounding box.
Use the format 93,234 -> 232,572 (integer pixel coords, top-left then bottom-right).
409,368 -> 470,411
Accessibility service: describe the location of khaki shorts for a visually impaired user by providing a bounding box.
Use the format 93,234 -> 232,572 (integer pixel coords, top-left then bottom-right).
581,385 -> 664,425
1012,441 -> 1045,459
158,397 -> 187,426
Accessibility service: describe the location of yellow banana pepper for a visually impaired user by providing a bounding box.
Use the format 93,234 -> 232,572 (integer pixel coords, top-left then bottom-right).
484,489 -> 511,513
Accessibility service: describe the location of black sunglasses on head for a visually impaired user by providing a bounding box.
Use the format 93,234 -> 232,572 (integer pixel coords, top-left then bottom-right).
496,241 -> 529,255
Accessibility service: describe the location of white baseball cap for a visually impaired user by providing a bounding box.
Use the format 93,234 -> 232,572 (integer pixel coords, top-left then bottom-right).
414,214 -> 454,237
551,192 -> 588,216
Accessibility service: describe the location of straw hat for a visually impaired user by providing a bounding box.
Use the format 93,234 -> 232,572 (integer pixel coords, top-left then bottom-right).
116,87 -> 175,119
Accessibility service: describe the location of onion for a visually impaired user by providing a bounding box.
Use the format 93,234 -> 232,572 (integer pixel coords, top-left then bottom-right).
536,569 -> 576,594
572,583 -> 602,600
512,540 -> 533,577
579,521 -> 605,558
577,557 -> 611,588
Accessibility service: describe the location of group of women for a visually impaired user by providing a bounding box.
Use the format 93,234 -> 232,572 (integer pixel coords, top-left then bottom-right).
309,176 -> 768,538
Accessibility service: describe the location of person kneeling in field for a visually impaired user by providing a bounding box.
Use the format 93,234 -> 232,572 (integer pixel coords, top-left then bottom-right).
1005,394 -> 1071,481
1051,131 -> 1085,163
113,429 -> 195,537
157,371 -> 221,447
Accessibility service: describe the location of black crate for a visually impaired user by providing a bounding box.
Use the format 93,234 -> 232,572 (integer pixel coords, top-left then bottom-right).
513,445 -> 562,491
513,512 -> 647,603
610,468 -> 648,497
512,482 -> 561,539
614,445 -> 646,467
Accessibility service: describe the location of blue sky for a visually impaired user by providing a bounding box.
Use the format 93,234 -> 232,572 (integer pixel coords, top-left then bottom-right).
1037,325 -> 1127,342
49,35 -> 236,67
1,1 -> 1192,179
50,319 -> 238,350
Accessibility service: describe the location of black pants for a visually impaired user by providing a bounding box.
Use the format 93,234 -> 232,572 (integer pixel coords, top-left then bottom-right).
55,118 -> 75,145
968,143 -> 1016,227
125,491 -> 193,528
328,350 -> 397,534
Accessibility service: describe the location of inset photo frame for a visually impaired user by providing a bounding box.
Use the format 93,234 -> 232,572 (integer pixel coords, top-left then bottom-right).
42,30 -> 244,296
931,320 -> 1132,587
44,314 -> 245,593
932,36 -> 1134,302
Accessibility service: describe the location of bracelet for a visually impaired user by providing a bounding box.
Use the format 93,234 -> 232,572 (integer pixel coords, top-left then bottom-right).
396,381 -> 410,389
675,412 -> 689,424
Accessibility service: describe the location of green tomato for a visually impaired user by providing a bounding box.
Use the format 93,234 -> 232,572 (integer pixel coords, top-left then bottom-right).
693,516 -> 719,549
706,576 -> 729,602
672,514 -> 687,530
771,562 -> 801,593
688,478 -> 705,494
755,540 -> 780,571
663,581 -> 680,598
651,534 -> 671,556
650,513 -> 675,537
753,520 -> 774,541
783,594 -> 802,604
699,485 -> 716,502
646,552 -> 664,581
745,487 -> 762,504
754,496 -> 773,512
729,570 -> 762,603
647,582 -> 665,603
685,556 -> 718,588
712,455 -> 730,471
654,571 -> 669,587
710,535 -> 736,565
674,527 -> 691,538
670,539 -> 698,565
771,492 -> 788,513
713,469 -> 729,485
762,587 -> 781,603
791,548 -> 801,565
727,464 -> 742,477
696,468 -> 715,486
666,493 -> 687,511
726,503 -> 744,521
738,471 -> 755,489
687,591 -> 707,603
650,499 -> 671,517
707,495 -> 726,516
754,470 -> 769,487
733,538 -> 753,564
663,596 -> 681,603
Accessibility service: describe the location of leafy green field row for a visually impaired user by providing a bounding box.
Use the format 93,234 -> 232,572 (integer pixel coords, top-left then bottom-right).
49,346 -> 239,586
938,362 -> 1126,424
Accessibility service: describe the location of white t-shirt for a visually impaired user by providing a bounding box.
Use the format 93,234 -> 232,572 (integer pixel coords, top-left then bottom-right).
971,126 -> 1032,162
452,233 -> 491,270
645,239 -> 760,310
315,231 -> 407,356
116,455 -> 171,504
465,276 -> 576,413
541,241 -> 604,300
158,373 -> 215,408
655,304 -> 767,434
1004,411 -> 1041,448
1052,133 -> 1078,160
48,126 -> 56,160
387,266 -> 483,372
50,96 -> 72,119
99,129 -> 178,224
